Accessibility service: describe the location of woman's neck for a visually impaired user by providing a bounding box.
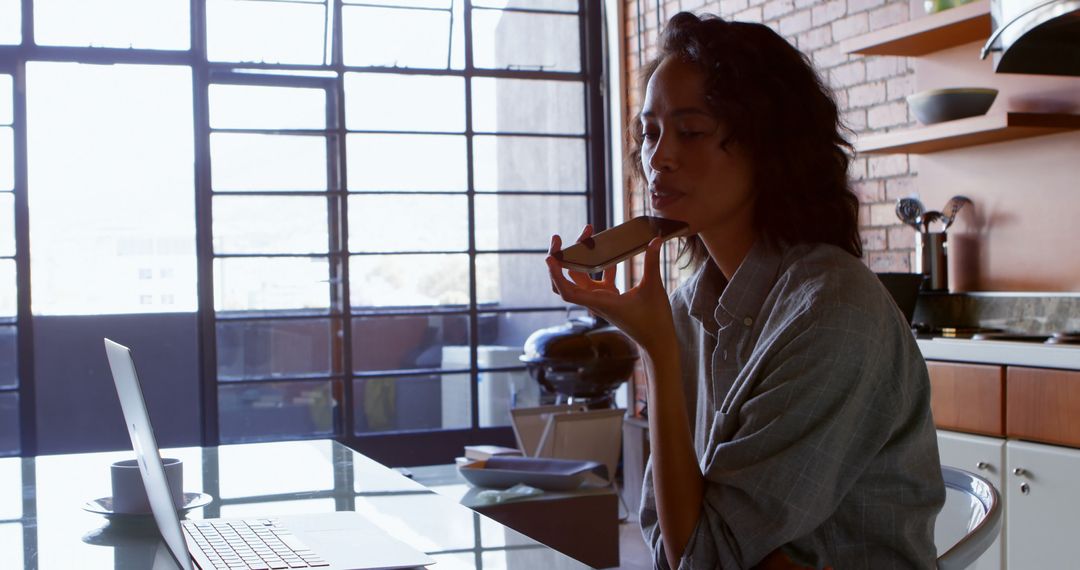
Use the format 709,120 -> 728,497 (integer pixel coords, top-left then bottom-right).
699,223 -> 758,282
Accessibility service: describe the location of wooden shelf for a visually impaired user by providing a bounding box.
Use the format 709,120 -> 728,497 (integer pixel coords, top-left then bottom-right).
841,0 -> 991,56
855,112 -> 1080,154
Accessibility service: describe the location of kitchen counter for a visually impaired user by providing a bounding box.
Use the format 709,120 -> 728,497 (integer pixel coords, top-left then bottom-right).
917,337 -> 1080,370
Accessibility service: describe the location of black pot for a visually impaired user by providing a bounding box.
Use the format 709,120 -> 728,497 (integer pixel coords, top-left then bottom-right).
519,315 -> 639,405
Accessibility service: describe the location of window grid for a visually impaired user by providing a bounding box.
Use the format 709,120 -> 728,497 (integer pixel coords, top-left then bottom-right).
1,0 -> 607,460
204,0 -> 595,446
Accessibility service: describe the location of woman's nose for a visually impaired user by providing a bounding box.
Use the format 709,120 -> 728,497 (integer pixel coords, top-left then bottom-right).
647,135 -> 676,172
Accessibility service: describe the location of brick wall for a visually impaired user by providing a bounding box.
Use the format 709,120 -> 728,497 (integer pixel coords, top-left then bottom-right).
621,0 -> 920,282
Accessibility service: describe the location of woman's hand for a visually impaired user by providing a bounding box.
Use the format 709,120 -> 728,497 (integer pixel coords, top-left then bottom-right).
546,224 -> 677,355
551,227 -> 700,568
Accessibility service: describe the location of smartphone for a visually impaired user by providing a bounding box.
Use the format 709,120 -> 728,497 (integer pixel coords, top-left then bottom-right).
552,216 -> 689,273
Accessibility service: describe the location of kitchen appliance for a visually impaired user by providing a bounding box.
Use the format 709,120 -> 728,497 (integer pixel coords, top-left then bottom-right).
936,326 -> 1005,338
971,332 -> 1052,342
519,314 -> 639,409
1046,331 -> 1080,345
876,272 -> 924,324
981,0 -> 1080,76
514,315 -> 639,477
928,326 -> 1080,345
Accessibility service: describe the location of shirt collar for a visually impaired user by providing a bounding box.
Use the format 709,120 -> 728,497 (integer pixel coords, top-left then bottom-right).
716,237 -> 784,328
683,237 -> 785,330
685,255 -> 727,328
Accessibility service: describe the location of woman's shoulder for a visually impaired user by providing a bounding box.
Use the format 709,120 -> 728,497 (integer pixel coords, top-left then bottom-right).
772,242 -> 898,326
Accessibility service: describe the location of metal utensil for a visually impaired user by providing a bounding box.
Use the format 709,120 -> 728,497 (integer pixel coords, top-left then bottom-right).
941,196 -> 972,230
896,198 -> 924,230
922,210 -> 943,233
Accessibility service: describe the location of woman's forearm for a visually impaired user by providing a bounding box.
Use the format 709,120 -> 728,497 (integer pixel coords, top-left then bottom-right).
644,339 -> 705,569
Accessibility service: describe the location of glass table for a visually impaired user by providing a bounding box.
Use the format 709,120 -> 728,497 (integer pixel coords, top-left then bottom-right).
0,440 -> 590,569
407,464 -> 620,569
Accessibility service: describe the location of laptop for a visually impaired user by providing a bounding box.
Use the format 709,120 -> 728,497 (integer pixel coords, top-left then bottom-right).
103,338 -> 436,570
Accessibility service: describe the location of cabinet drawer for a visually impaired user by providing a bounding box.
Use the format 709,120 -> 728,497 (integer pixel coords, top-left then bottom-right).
1005,440 -> 1080,568
1007,367 -> 1080,448
936,430 -> 1004,570
936,430 -> 1005,487
927,361 -> 1004,436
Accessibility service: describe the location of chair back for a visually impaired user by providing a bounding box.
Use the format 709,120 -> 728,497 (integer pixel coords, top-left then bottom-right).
936,466 -> 1002,570
535,407 -> 624,482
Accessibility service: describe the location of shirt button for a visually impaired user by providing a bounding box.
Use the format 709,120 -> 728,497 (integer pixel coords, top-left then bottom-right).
743,317 -> 753,327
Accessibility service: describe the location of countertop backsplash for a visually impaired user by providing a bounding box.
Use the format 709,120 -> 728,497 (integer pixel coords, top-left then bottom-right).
913,293 -> 1080,335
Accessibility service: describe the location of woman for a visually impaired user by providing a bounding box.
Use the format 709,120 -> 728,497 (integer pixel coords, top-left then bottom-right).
546,12 -> 944,569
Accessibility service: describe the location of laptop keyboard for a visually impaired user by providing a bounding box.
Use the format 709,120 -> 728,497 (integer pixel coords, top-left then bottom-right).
183,519 -> 330,569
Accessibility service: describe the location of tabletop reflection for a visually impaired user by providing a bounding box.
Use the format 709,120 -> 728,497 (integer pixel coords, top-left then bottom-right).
1,439 -> 588,569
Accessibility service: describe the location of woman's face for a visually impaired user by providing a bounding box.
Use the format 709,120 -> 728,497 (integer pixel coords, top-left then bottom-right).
639,57 -> 755,238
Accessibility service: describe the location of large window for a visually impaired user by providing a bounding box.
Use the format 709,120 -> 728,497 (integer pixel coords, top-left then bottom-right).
1,0 -> 608,462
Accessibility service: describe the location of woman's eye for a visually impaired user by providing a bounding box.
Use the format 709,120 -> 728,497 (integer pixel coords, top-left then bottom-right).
642,130 -> 658,141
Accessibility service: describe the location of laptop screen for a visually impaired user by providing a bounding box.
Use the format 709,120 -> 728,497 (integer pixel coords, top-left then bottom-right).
104,338 -> 195,570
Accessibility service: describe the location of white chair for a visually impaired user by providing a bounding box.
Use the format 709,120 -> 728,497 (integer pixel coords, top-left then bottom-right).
509,405 -> 624,483
936,466 -> 1003,570
535,407 -> 625,482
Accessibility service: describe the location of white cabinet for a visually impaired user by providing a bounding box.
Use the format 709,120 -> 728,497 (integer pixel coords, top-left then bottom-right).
936,430 -> 1005,570
1005,440 -> 1080,569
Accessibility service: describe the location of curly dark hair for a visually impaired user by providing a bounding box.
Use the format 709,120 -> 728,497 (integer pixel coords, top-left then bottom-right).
628,12 -> 862,266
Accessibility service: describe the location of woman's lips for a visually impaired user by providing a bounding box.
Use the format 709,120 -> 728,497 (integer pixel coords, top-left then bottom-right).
650,186 -> 684,210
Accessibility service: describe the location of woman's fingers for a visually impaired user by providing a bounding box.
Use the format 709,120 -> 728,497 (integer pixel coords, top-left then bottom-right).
549,233 -> 593,289
547,257 -> 617,313
639,237 -> 664,287
547,235 -> 587,303
567,225 -> 595,285
601,261 -> 618,288
548,235 -> 566,295
548,234 -> 562,256
576,224 -> 593,243
560,226 -> 613,290
567,269 -> 594,288
546,255 -> 576,300
546,230 -> 624,308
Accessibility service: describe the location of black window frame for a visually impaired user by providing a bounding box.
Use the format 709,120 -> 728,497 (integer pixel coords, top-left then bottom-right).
0,0 -> 611,464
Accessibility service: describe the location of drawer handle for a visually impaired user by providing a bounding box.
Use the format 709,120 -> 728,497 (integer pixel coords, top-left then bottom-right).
1020,482 -> 1030,495
976,462 -> 990,471
1013,467 -> 1028,477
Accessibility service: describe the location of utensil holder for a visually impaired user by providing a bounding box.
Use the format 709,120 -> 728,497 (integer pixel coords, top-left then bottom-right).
915,232 -> 948,291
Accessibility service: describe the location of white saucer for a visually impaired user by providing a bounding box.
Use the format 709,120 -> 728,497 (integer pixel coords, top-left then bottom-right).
82,492 -> 214,519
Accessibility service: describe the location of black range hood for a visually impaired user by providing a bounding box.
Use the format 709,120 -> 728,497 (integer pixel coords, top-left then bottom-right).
982,0 -> 1080,76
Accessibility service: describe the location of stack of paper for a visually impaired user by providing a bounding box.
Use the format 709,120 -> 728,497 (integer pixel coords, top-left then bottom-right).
463,445 -> 523,461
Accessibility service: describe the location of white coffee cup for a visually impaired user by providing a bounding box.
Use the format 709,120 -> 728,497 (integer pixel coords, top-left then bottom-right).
110,457 -> 184,514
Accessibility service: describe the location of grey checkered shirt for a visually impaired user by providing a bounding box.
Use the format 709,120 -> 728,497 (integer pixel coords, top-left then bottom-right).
639,238 -> 944,569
